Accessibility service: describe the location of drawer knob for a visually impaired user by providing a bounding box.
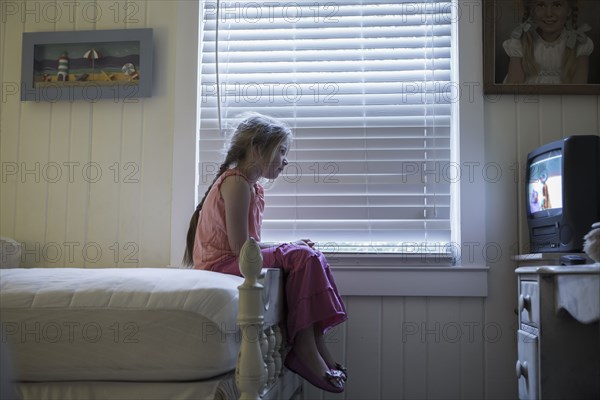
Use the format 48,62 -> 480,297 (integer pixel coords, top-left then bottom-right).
516,360 -> 528,379
518,294 -> 531,313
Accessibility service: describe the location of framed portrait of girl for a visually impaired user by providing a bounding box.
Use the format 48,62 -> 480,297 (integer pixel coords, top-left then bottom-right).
483,0 -> 600,94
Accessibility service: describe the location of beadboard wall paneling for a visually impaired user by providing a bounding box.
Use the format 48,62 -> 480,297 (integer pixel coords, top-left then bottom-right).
302,297 -> 486,400
0,0 -> 173,268
482,94 -> 520,400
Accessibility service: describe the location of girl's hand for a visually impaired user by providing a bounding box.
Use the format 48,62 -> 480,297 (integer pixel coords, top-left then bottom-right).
292,239 -> 315,248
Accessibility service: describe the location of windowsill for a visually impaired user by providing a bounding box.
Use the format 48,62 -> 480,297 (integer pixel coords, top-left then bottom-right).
325,253 -> 489,297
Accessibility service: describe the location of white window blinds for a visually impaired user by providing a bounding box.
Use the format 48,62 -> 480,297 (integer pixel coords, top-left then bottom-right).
198,0 -> 456,253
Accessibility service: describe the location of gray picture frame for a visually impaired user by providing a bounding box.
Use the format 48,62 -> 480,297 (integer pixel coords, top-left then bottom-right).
21,28 -> 153,101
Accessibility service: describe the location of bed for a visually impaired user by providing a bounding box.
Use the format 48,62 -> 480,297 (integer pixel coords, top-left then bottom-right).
0,238 -> 302,400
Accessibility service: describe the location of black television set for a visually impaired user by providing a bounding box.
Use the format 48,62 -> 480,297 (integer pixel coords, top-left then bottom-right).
526,135 -> 600,253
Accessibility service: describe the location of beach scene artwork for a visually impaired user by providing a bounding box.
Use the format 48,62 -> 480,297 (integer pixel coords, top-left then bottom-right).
33,41 -> 141,87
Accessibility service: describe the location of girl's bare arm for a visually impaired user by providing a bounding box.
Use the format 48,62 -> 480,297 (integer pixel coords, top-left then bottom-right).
221,176 -> 251,257
571,55 -> 589,84
505,57 -> 525,84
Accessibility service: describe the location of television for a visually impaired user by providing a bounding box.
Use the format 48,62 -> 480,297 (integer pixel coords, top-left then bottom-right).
526,135 -> 600,253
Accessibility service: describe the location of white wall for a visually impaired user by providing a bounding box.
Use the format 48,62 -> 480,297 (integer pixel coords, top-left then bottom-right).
1,1 -> 599,399
1,0 -> 178,268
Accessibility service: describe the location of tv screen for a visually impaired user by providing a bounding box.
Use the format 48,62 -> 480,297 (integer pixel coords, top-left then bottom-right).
527,149 -> 562,215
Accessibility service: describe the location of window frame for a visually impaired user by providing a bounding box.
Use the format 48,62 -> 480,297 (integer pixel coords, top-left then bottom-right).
170,0 -> 488,296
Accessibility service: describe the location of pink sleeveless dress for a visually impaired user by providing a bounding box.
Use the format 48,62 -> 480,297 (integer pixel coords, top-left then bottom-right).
193,168 -> 347,342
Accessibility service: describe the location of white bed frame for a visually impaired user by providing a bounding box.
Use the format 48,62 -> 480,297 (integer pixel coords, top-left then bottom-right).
236,238 -> 302,400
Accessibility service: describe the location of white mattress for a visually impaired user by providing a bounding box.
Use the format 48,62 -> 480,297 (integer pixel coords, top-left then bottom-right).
0,268 -> 245,382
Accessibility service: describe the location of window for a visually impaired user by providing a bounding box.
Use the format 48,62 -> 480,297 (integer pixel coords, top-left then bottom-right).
198,0 -> 458,255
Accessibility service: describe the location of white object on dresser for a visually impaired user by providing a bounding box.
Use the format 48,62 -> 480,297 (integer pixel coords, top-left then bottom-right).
514,254 -> 600,400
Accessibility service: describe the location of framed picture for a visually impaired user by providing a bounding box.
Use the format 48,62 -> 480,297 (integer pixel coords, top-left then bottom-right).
21,28 -> 153,101
483,0 -> 600,94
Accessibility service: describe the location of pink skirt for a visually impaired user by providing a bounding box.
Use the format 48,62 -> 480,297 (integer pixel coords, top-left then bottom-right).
210,244 -> 347,343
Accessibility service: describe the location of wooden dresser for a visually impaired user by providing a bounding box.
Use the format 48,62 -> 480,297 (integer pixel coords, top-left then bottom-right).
514,254 -> 599,399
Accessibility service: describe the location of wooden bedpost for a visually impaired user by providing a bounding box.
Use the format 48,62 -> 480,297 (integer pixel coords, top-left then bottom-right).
236,237 -> 265,400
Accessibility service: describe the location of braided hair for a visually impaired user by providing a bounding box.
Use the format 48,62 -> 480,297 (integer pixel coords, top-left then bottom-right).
560,0 -> 579,82
182,114 -> 292,266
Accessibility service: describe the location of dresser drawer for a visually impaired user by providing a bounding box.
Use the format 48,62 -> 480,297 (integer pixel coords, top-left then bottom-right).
517,330 -> 539,400
519,281 -> 540,327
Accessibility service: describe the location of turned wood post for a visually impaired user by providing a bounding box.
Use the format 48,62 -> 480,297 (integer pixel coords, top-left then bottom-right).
236,238 -> 266,400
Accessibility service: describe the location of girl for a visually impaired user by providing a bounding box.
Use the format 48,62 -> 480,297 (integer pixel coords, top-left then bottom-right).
503,0 -> 593,84
183,113 -> 348,393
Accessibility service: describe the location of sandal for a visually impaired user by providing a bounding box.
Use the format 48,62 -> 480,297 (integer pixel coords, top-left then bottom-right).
333,362 -> 348,381
284,349 -> 344,393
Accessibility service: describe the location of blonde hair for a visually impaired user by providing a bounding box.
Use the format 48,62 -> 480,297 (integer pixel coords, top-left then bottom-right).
520,0 -> 579,83
183,113 -> 292,266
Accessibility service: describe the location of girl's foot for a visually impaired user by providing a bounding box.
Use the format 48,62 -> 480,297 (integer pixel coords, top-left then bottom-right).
284,348 -> 344,393
315,327 -> 347,381
290,327 -> 344,390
